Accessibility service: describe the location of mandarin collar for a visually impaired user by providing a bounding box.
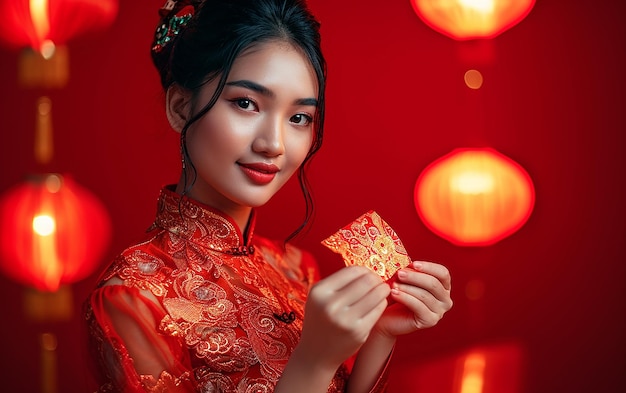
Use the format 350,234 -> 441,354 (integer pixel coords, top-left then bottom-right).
150,186 -> 256,255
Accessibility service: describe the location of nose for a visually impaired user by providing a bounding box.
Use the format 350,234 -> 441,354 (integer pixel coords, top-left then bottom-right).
252,115 -> 285,157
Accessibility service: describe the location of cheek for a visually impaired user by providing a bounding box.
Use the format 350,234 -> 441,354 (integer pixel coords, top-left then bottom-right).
188,114 -> 248,155
287,132 -> 314,166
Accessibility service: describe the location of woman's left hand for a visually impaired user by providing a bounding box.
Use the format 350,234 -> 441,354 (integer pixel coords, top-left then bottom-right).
374,261 -> 453,337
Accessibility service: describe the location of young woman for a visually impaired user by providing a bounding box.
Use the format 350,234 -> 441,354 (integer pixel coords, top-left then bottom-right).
85,1 -> 453,392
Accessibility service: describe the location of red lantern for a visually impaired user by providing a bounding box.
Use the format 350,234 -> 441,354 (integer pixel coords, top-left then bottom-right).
410,0 -> 535,40
0,0 -> 118,51
0,173 -> 111,291
414,148 -> 535,246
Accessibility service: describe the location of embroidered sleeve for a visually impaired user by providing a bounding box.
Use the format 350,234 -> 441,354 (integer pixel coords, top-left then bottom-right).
87,285 -> 197,392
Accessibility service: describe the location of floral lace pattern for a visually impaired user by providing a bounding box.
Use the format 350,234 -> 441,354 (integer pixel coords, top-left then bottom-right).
88,187 -> 353,392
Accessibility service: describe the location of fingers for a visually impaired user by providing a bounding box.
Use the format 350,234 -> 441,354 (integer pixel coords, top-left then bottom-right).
389,289 -> 443,328
413,261 -> 452,290
313,266 -> 385,301
399,262 -> 451,297
345,278 -> 390,322
300,266 -> 390,364
337,268 -> 389,309
358,294 -> 389,328
312,266 -> 390,319
316,265 -> 373,290
392,261 -> 453,315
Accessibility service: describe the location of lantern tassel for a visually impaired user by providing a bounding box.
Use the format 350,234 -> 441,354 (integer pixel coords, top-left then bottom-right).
34,97 -> 54,165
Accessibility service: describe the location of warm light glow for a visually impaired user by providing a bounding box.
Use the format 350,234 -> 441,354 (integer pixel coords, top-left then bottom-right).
464,69 -> 483,89
44,173 -> 61,193
40,39 -> 56,59
37,96 -> 51,116
408,343 -> 523,392
33,214 -> 55,236
0,174 -> 112,291
460,352 -> 486,393
459,0 -> 495,14
410,0 -> 535,40
0,0 -> 119,51
36,224 -> 61,293
30,0 -> 50,43
41,332 -> 58,351
40,332 -> 58,393
414,148 -> 535,246
450,171 -> 494,194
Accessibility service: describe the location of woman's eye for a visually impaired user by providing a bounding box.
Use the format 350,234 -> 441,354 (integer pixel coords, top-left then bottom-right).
232,98 -> 257,111
290,113 -> 313,126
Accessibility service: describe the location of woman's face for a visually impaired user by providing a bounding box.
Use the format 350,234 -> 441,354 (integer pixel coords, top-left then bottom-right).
183,40 -> 318,216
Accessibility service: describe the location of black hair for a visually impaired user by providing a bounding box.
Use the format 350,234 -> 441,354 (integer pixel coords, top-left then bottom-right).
151,0 -> 326,242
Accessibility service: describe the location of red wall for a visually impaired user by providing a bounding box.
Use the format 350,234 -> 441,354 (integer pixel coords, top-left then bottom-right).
0,1 -> 624,392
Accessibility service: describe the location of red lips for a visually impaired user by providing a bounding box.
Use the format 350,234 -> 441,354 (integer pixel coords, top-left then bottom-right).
238,162 -> 279,185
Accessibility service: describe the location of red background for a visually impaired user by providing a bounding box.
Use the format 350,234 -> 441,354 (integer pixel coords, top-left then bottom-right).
0,1 -> 624,392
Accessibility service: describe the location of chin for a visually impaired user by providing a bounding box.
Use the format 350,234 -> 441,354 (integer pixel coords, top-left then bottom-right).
235,194 -> 274,209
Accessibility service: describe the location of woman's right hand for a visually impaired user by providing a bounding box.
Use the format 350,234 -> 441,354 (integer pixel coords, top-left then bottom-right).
296,266 -> 391,370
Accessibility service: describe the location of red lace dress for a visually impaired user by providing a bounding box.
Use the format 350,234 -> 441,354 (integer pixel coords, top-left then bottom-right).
85,187 -> 388,392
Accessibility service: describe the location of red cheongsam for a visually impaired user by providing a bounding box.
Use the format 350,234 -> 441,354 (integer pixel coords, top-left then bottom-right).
85,186 -> 388,392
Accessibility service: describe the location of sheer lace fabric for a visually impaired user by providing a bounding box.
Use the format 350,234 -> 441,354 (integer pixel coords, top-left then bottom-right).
85,186 -> 387,392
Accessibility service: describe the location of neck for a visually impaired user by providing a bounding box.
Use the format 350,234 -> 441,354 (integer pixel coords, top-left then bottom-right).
225,206 -> 253,235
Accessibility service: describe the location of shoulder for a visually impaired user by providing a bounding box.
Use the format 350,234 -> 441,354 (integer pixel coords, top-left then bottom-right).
96,236 -> 175,298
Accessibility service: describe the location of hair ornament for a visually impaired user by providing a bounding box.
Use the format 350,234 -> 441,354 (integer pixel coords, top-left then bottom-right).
152,1 -> 196,54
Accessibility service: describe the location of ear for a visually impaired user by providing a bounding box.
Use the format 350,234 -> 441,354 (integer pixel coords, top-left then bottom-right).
166,84 -> 192,133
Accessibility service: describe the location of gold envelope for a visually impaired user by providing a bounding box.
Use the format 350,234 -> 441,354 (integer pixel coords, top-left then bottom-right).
321,211 -> 412,281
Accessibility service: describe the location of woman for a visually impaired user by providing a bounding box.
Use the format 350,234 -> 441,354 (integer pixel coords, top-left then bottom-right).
85,0 -> 453,392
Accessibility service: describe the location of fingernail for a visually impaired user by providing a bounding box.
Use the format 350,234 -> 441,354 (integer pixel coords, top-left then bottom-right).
413,261 -> 423,270
391,287 -> 400,296
398,270 -> 407,279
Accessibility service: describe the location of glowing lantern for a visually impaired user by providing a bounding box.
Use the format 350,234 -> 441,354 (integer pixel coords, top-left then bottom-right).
414,148 -> 534,246
0,0 -> 118,52
0,173 -> 111,291
410,0 -> 535,40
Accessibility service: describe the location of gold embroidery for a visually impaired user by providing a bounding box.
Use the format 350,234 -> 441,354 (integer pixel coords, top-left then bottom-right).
140,370 -> 194,392
322,210 -> 412,281
90,187 -> 350,392
104,249 -> 171,297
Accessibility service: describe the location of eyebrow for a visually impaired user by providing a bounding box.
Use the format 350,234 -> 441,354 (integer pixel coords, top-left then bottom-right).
225,79 -> 318,107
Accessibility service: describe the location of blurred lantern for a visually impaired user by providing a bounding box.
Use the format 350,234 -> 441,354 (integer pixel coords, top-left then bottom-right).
0,0 -> 118,52
0,97 -> 111,292
0,0 -> 119,88
414,148 -> 534,246
0,174 -> 112,292
410,0 -> 535,40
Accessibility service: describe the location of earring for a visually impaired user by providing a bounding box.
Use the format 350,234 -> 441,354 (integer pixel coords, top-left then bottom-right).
180,137 -> 186,170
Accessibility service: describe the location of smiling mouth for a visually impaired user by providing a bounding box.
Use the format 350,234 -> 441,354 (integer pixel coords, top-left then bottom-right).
237,162 -> 280,185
